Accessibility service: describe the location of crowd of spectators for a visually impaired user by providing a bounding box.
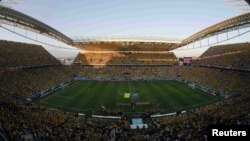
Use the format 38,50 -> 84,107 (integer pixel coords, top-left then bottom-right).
0,66 -> 76,97
1,88 -> 249,141
0,40 -> 249,140
194,43 -> 250,70
179,66 -> 250,95
75,42 -> 178,51
74,52 -> 177,65
0,40 -> 77,97
75,66 -> 177,80
0,40 -> 60,69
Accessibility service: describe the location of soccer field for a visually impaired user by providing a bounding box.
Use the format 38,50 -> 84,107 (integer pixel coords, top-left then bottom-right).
39,80 -> 217,114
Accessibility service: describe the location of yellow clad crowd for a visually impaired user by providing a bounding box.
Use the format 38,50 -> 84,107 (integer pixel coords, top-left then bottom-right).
0,40 -> 249,141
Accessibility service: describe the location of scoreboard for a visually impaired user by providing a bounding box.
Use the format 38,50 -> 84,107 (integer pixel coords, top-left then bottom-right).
183,57 -> 192,65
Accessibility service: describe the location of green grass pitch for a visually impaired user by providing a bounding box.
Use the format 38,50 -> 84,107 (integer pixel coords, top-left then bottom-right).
39,80 -> 217,114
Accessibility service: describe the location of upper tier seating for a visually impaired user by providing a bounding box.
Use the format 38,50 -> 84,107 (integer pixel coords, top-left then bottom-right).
74,52 -> 177,65
194,43 -> 250,69
0,40 -> 60,68
75,42 -> 178,51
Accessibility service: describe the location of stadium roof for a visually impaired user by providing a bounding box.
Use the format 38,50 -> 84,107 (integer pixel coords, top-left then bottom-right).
0,3 -> 249,50
181,12 -> 250,45
73,36 -> 182,44
73,12 -> 250,49
224,0 -> 250,13
0,6 -> 73,44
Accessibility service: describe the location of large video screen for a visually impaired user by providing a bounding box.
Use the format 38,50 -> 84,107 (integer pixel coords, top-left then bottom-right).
183,57 -> 192,65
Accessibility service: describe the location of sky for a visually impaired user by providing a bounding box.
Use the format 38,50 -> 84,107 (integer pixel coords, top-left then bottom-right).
0,0 -> 249,58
